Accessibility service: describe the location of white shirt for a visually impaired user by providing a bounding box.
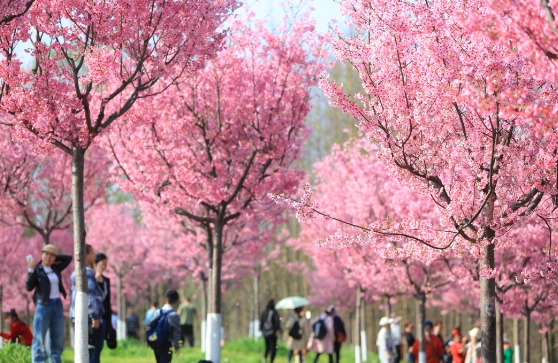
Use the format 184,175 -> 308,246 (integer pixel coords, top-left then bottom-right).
391,323 -> 401,345
43,267 -> 60,299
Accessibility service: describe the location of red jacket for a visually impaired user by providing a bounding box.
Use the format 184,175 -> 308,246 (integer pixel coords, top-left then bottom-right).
411,332 -> 445,363
0,320 -> 33,346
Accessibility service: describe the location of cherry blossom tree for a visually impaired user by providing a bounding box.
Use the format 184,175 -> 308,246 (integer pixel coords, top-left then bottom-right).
305,1 -> 558,361
106,12 -> 324,362
0,129 -> 110,244
0,0 -> 35,25
0,0 -> 238,360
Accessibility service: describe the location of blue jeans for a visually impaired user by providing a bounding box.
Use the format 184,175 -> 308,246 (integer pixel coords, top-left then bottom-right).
90,319 -> 107,363
408,353 -> 416,363
32,298 -> 64,363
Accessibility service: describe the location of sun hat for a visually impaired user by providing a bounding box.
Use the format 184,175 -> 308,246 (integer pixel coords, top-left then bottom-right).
424,321 -> 434,328
469,327 -> 480,339
503,337 -> 510,344
379,317 -> 392,326
452,329 -> 461,337
326,305 -> 336,314
41,244 -> 58,256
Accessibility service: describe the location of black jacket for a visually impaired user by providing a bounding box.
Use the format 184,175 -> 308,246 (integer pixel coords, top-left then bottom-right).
98,275 -> 113,322
260,308 -> 281,333
25,254 -> 72,306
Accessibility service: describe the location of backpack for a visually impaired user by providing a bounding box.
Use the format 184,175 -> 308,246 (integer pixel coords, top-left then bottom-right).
262,310 -> 275,338
146,308 -> 172,348
313,318 -> 327,340
288,319 -> 303,340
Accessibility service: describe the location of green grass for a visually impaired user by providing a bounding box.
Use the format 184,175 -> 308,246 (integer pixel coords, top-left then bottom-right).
60,337 -> 378,363
0,342 -> 32,363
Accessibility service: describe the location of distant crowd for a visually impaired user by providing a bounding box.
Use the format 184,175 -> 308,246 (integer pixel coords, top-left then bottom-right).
259,299 -> 346,363
377,314 -> 513,363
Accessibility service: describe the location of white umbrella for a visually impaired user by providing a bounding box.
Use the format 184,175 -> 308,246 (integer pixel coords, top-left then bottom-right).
275,296 -> 310,310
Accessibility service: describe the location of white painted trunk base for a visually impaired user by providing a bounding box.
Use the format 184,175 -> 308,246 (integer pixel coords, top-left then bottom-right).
0,337 -> 4,349
70,324 -> 75,348
117,319 -> 126,341
254,319 -> 260,341
543,358 -> 548,363
419,352 -> 427,363
201,320 -> 206,352
360,330 -> 368,361
515,345 -> 520,363
205,313 -> 221,363
249,320 -> 254,338
355,344 -> 362,363
74,291 -> 89,363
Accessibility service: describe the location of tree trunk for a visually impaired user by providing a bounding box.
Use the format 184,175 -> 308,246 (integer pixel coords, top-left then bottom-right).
355,285 -> 362,363
513,319 -> 520,363
253,274 -> 260,342
523,310 -> 530,363
201,276 -> 207,352
206,214 -> 223,363
361,295 -> 368,362
496,300 -> 503,363
384,295 -> 392,317
480,243 -> 496,363
416,292 -> 426,363
543,329 -> 549,363
71,147 -> 88,363
116,274 -> 125,340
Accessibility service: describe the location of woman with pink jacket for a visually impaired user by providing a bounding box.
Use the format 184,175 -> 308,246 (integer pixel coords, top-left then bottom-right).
307,308 -> 335,363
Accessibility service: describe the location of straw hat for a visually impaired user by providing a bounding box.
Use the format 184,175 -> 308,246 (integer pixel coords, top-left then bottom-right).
42,244 -> 58,256
379,317 -> 392,326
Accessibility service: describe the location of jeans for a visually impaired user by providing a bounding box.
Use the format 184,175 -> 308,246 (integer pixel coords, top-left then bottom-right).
181,324 -> 194,347
153,343 -> 173,363
90,319 -> 107,363
32,298 -> 64,363
408,353 -> 416,363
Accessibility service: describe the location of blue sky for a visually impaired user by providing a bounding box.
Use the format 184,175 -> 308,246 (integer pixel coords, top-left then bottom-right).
245,0 -> 343,33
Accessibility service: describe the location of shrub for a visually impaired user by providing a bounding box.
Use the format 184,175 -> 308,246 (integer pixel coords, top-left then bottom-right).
0,342 -> 31,363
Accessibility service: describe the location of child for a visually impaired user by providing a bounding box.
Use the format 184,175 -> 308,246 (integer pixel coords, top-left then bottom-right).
148,289 -> 181,363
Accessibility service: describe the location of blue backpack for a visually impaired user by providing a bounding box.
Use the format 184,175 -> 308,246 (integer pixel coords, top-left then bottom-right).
146,308 -> 172,348
313,318 -> 327,340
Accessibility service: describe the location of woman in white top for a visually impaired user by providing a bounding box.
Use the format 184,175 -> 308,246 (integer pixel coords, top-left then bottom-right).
25,244 -> 72,363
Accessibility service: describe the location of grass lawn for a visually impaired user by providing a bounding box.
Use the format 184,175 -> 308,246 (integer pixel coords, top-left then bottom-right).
61,338 -> 377,363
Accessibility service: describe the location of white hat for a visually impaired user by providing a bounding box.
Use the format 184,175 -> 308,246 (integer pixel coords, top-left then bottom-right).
379,317 -> 392,326
469,327 -> 480,339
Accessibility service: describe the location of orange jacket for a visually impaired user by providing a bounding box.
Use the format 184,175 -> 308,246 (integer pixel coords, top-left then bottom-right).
411,332 -> 445,363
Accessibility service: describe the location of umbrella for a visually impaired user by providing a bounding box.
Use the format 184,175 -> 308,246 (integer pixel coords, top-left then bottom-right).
275,296 -> 310,310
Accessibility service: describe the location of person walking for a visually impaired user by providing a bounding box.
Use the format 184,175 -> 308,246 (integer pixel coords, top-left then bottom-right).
26,243 -> 72,363
330,306 -> 346,363
125,307 -> 140,339
1,309 -> 33,346
307,308 -> 335,363
260,299 -> 281,363
377,317 -> 394,363
449,331 -> 466,363
404,322 -> 416,363
411,321 -> 445,363
144,301 -> 157,329
148,289 -> 181,363
91,253 -> 112,363
503,338 -> 513,363
285,306 -> 311,363
177,297 -> 197,347
464,328 -> 481,363
70,244 -> 105,361
390,314 -> 403,363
